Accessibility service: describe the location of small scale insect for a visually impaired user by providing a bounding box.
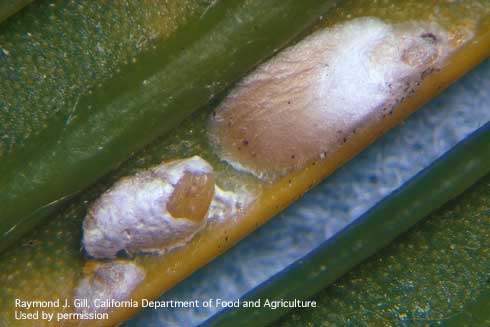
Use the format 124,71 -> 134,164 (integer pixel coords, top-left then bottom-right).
209,17 -> 462,181
83,156 -> 246,259
74,261 -> 144,314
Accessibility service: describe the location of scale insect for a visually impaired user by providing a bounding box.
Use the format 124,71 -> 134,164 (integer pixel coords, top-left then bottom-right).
82,156 -> 247,259
209,17 -> 458,181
